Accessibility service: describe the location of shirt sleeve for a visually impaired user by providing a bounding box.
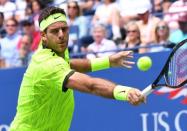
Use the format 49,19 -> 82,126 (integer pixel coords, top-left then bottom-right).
62,70 -> 75,92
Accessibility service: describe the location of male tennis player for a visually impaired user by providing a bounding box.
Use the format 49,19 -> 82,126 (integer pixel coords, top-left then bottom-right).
10,6 -> 145,131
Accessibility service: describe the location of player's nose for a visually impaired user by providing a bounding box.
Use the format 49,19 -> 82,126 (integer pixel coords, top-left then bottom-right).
58,29 -> 65,39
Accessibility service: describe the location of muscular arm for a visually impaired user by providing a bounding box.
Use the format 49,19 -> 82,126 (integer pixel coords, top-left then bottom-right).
70,51 -> 135,73
66,72 -> 116,99
70,59 -> 91,73
68,51 -> 144,105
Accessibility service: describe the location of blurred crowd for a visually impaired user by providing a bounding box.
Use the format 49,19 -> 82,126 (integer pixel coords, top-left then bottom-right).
0,0 -> 187,69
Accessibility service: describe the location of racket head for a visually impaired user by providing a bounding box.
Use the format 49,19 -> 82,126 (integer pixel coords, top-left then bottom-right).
152,39 -> 187,89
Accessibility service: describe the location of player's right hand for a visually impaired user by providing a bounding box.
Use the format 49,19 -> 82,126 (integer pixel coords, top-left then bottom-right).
127,88 -> 146,106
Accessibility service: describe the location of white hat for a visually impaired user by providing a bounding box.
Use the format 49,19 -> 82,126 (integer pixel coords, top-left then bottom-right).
135,0 -> 152,14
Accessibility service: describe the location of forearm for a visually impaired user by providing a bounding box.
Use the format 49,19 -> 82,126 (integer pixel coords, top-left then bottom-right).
88,77 -> 116,98
70,56 -> 110,73
67,72 -> 116,99
70,59 -> 91,73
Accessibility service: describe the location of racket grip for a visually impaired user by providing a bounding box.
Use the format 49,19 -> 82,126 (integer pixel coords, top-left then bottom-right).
142,85 -> 154,96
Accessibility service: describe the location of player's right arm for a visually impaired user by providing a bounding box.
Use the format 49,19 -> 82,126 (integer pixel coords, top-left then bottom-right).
66,72 -> 145,105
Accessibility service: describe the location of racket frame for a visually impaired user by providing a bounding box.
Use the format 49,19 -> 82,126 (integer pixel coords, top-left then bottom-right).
142,39 -> 187,96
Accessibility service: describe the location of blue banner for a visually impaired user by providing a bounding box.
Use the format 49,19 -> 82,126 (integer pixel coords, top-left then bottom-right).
0,51 -> 187,131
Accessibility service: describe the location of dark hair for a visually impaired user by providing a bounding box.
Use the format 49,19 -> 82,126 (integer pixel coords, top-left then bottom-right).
38,6 -> 66,26
6,17 -> 19,26
110,0 -> 116,2
0,12 -> 4,19
20,18 -> 34,26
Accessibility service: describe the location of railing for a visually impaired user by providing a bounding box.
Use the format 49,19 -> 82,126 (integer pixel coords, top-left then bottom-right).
70,43 -> 174,58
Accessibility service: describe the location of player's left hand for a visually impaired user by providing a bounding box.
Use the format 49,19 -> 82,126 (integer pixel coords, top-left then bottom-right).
109,51 -> 135,68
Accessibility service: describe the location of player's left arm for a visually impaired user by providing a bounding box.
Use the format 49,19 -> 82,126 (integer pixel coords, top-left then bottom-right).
70,58 -> 91,73
70,51 -> 135,73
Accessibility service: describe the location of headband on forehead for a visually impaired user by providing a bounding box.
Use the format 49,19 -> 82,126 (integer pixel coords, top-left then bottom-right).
39,13 -> 67,31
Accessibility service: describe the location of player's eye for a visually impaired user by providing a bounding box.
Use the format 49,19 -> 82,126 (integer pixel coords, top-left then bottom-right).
50,29 -> 59,34
50,27 -> 68,34
60,27 -> 68,32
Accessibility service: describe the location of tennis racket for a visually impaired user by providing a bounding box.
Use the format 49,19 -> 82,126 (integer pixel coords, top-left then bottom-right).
142,38 -> 187,96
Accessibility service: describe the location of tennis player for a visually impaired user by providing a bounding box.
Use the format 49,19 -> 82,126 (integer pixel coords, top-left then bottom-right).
10,6 -> 145,131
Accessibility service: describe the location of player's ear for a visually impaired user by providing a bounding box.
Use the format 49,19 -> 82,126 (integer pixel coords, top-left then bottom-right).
41,31 -> 47,42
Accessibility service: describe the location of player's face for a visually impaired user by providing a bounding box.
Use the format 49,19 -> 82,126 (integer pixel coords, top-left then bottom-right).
43,21 -> 69,55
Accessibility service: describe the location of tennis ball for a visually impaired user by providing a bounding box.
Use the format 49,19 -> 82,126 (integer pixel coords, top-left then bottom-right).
137,56 -> 152,71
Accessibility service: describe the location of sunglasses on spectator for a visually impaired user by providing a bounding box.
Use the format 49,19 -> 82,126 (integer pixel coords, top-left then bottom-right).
157,26 -> 167,30
68,5 -> 77,9
6,24 -> 16,27
127,30 -> 137,33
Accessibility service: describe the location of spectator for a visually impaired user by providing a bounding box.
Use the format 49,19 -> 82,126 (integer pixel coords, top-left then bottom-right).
67,1 -> 89,37
148,20 -> 175,53
55,0 -> 100,16
67,0 -> 90,53
85,23 -> 117,58
135,0 -> 161,45
14,0 -> 27,21
162,0 -> 174,13
169,12 -> 187,44
155,21 -> 175,46
30,0 -> 46,30
20,18 -> 41,51
154,0 -> 175,14
0,17 -> 21,68
154,0 -> 163,12
164,0 -> 187,31
77,0 -> 97,15
0,0 -> 16,20
92,0 -> 121,40
118,0 -> 139,25
118,21 -> 142,53
25,2 -> 32,16
15,0 -> 33,21
0,12 -> 6,39
78,0 -> 94,10
18,34 -> 33,66
152,0 -> 176,18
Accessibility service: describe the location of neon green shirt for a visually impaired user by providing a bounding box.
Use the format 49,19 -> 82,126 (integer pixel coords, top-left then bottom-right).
10,47 -> 75,131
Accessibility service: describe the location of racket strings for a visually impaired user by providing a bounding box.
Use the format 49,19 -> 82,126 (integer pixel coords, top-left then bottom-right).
167,43 -> 187,87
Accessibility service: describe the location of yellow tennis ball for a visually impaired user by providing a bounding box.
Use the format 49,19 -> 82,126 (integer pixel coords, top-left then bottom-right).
137,56 -> 152,71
